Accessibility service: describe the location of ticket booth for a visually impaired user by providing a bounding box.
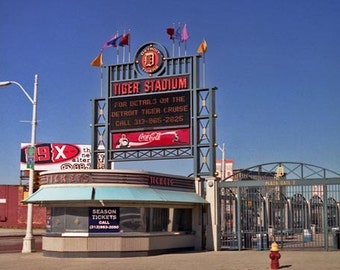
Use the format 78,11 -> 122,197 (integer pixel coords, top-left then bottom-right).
24,169 -> 207,257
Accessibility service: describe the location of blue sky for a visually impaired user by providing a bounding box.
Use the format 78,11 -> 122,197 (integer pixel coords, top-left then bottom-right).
1,0 -> 340,184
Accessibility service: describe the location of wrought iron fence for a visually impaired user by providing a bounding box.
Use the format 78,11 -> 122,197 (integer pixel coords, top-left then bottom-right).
219,162 -> 340,251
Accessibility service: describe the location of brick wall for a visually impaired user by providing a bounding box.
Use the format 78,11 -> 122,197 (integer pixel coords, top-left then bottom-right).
0,185 -> 46,229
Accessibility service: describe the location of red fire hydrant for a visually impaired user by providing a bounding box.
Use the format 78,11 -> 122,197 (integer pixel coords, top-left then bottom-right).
269,241 -> 281,269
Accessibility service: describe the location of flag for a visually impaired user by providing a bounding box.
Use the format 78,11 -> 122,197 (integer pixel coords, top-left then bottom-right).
181,24 -> 189,42
119,33 -> 130,46
175,26 -> 181,41
103,34 -> 122,48
166,27 -> 175,39
197,40 -> 208,54
90,52 -> 103,67
107,34 -> 122,47
102,34 -> 116,48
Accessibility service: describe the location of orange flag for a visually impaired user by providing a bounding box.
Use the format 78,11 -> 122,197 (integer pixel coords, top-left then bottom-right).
197,40 -> 208,54
90,52 -> 103,67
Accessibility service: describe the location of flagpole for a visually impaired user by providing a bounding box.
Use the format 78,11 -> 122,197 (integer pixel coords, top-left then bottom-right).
122,46 -> 125,63
177,22 -> 181,57
203,53 -> 206,87
178,40 -> 181,57
197,39 -> 207,87
122,31 -> 126,63
179,23 -> 181,57
172,23 -> 175,57
116,31 -> 119,64
100,66 -> 103,98
202,38 -> 206,87
128,30 -> 131,62
182,23 -> 188,56
128,44 -> 131,62
116,46 -> 119,64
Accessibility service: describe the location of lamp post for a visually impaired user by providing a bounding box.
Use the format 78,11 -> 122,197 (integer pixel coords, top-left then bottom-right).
0,74 -> 38,253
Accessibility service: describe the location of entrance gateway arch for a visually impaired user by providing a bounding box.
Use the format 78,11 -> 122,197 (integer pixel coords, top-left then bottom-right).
216,162 -> 340,251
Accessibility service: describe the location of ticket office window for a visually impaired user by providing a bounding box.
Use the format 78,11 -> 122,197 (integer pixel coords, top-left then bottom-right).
47,207 -> 192,234
46,207 -> 88,233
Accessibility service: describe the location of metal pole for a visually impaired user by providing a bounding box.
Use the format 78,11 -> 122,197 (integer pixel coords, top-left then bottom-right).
218,143 -> 225,179
221,143 -> 225,179
22,74 -> 38,253
0,75 -> 38,252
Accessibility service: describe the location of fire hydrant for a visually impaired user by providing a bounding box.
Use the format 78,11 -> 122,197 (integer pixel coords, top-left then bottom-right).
269,241 -> 281,269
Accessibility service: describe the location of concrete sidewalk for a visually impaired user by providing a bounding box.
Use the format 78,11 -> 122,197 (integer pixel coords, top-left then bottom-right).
0,250 -> 339,270
0,229 -> 339,270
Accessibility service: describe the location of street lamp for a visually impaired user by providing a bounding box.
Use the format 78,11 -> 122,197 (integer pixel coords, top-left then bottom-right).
0,74 -> 38,253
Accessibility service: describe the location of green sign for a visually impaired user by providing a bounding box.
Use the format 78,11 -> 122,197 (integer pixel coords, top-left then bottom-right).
26,146 -> 35,169
27,146 -> 35,156
26,157 -> 34,169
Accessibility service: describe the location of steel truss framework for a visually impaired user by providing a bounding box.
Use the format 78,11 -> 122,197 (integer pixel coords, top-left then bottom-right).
219,162 -> 340,251
91,49 -> 217,179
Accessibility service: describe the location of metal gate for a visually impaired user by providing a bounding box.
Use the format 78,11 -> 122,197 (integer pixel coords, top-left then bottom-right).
219,162 -> 340,251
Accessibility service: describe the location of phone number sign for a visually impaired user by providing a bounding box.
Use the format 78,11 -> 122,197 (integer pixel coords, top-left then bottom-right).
109,91 -> 190,132
88,207 -> 120,233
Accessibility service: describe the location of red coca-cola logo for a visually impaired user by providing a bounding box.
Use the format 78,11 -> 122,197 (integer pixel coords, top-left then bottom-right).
113,128 -> 191,149
138,132 -> 161,142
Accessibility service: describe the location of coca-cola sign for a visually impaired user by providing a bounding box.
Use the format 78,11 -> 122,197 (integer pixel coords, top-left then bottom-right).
112,128 -> 190,149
